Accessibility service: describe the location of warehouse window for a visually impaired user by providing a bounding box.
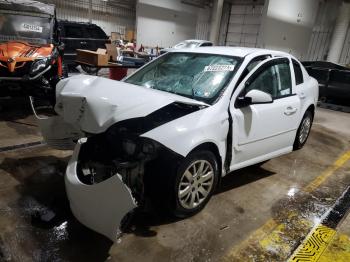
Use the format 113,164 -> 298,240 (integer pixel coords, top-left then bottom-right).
292,59 -> 304,85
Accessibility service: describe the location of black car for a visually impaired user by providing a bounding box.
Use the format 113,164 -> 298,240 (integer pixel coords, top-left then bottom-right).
58,20 -> 108,74
302,61 -> 350,106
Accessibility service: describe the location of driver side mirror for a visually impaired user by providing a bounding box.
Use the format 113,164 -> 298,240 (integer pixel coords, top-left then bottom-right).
235,89 -> 273,108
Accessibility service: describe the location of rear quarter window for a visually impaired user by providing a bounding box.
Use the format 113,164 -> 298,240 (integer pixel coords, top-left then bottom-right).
292,59 -> 304,85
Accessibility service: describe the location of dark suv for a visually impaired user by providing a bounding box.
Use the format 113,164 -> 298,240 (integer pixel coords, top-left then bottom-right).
58,20 -> 108,74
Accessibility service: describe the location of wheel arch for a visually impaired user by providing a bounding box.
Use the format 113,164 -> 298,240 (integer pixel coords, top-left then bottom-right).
306,104 -> 315,116
187,142 -> 223,184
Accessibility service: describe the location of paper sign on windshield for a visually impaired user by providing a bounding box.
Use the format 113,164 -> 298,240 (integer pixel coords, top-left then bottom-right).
21,23 -> 43,33
204,65 -> 235,72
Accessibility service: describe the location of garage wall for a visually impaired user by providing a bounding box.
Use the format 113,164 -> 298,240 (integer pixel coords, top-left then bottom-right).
196,7 -> 212,41
136,0 -> 211,48
221,0 -> 265,47
42,0 -> 135,36
220,0 -> 346,62
339,26 -> 350,65
259,0 -> 319,60
305,0 -> 342,62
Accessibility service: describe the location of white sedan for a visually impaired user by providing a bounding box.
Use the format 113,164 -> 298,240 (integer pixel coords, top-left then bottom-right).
36,47 -> 318,241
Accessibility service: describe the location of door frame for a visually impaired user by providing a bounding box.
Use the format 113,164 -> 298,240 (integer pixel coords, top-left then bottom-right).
224,56 -> 298,172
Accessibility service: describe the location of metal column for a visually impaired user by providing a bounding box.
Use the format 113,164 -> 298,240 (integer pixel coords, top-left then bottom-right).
327,1 -> 350,63
209,0 -> 224,45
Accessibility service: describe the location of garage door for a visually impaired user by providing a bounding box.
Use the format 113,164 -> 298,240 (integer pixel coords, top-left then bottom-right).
223,0 -> 265,47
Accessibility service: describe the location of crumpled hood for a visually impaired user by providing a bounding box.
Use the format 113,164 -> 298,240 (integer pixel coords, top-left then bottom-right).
55,75 -> 207,134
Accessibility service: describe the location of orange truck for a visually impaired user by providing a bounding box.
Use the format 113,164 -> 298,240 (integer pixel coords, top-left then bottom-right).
0,0 -> 64,98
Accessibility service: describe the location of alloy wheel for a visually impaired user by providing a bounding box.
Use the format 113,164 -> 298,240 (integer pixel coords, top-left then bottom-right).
299,116 -> 311,144
178,160 -> 214,209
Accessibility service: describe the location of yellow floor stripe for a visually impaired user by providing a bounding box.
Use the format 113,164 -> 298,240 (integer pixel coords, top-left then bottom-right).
304,151 -> 350,193
288,225 -> 336,262
223,150 -> 350,261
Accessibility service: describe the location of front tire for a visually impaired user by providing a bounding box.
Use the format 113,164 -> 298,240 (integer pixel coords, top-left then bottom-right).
293,110 -> 313,150
173,151 -> 219,217
145,150 -> 219,218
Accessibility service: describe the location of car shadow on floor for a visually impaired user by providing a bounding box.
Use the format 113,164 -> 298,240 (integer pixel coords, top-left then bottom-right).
217,163 -> 275,194
126,163 -> 275,237
0,155 -> 112,262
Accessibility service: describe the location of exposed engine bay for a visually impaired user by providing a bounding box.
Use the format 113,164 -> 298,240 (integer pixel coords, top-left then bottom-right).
74,102 -> 200,204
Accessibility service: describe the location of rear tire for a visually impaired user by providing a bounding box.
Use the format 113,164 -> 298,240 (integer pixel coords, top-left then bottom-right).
293,110 -> 313,150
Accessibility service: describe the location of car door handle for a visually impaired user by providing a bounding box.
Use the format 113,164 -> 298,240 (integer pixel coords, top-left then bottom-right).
299,92 -> 306,99
80,41 -> 87,45
284,107 -> 297,115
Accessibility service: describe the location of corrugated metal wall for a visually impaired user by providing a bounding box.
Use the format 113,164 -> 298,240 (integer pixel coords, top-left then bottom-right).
339,21 -> 350,65
218,1 -> 231,45
196,7 -> 211,40
219,0 -> 349,64
220,0 -> 265,47
42,0 -> 135,36
305,0 -> 340,62
304,0 -> 349,65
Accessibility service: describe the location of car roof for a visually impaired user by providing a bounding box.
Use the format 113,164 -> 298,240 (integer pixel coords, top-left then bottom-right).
58,20 -> 99,27
183,39 -> 212,43
170,46 -> 292,58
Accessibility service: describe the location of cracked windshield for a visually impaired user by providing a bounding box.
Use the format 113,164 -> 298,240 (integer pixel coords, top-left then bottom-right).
125,52 -> 241,104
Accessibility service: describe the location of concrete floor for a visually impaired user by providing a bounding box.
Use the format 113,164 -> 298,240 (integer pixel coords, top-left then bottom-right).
0,99 -> 349,262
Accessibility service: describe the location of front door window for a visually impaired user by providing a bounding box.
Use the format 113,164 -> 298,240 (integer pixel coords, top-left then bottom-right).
245,61 -> 292,98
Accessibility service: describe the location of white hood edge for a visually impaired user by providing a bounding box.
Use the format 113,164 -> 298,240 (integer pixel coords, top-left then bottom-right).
55,75 -> 208,134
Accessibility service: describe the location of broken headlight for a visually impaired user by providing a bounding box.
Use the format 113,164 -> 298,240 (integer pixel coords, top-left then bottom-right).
122,139 -> 137,156
141,139 -> 155,154
30,58 -> 49,75
121,138 -> 157,157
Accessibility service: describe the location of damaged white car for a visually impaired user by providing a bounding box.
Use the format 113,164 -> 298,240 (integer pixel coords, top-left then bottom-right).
34,47 -> 318,241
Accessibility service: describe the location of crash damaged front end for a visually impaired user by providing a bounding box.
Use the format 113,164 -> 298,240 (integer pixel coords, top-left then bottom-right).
66,125 -> 183,241
34,75 -> 206,241
66,139 -> 136,241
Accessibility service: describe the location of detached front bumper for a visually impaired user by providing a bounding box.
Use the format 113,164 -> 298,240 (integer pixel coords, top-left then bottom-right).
65,139 -> 137,241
